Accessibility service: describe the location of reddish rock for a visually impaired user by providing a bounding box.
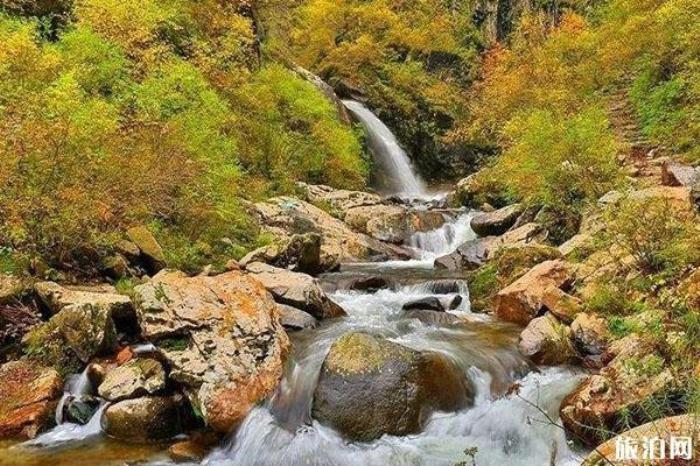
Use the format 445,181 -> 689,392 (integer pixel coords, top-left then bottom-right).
493,260 -> 573,326
0,360 -> 62,439
133,270 -> 289,433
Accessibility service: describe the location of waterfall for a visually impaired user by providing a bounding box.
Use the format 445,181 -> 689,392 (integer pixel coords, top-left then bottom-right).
342,100 -> 427,198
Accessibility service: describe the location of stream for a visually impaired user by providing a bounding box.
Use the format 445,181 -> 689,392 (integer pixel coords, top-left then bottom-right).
3,104 -> 588,466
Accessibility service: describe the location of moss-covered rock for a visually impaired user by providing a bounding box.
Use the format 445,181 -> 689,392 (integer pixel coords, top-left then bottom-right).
101,395 -> 189,443
312,332 -> 472,441
126,226 -> 167,274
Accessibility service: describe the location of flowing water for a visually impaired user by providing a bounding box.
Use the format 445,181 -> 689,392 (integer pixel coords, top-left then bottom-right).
3,113 -> 589,466
203,214 -> 586,466
343,100 -> 427,198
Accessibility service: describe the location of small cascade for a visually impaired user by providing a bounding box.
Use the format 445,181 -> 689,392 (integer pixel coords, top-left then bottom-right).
24,367 -> 106,447
55,368 -> 92,425
342,100 -> 427,198
408,212 -> 476,261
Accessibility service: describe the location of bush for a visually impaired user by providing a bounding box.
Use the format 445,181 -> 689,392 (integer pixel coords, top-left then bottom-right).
599,196 -> 700,274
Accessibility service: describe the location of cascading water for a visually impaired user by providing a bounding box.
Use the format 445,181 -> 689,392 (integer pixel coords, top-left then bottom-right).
343,100 -> 427,198
409,212 -> 477,261
6,114 -> 588,466
206,275 -> 585,466
24,367 -> 107,447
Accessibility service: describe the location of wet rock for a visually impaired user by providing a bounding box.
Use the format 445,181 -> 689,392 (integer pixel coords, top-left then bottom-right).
470,204 -> 525,236
560,338 -> 675,446
0,360 -> 62,439
277,304 -> 317,331
253,197 -> 409,269
570,313 -> 609,356
404,309 -> 463,326
434,223 -> 547,271
62,396 -> 100,425
661,160 -> 699,187
582,414 -> 700,465
98,358 -> 166,402
312,333 -> 472,441
133,270 -> 289,433
102,395 -> 188,443
448,295 -> 463,310
402,297 -> 445,312
239,233 -> 323,275
320,275 -> 391,294
434,237 -> 493,271
126,226 -> 167,274
493,260 -> 573,326
245,262 -> 345,319
518,313 -> 575,365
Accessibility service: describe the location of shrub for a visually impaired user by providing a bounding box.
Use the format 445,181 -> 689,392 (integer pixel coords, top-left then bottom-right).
599,196 -> 700,274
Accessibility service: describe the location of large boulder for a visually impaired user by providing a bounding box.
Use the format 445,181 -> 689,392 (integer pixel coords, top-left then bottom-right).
239,233 -> 323,275
493,260 -> 573,325
0,360 -> 62,439
560,336 -> 675,446
101,395 -> 189,443
312,333 -> 472,441
470,204 -> 525,236
133,270 -> 289,433
98,358 -> 166,402
245,262 -> 345,319
344,205 -> 447,243
253,197 -> 410,269
518,313 -> 575,365
126,226 -> 167,274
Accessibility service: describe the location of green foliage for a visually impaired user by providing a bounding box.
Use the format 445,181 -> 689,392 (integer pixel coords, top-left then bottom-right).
265,0 -> 483,175
599,197 -> 700,274
0,2 -> 367,274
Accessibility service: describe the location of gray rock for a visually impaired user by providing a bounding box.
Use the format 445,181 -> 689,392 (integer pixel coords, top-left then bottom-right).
470,204 -> 524,236
661,161 -> 699,187
402,297 -> 445,312
518,313 -> 575,365
245,262 -> 346,319
277,304 -> 318,331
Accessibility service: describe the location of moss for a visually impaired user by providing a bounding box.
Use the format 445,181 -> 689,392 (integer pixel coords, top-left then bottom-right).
157,336 -> 190,352
325,333 -> 410,376
22,322 -> 81,377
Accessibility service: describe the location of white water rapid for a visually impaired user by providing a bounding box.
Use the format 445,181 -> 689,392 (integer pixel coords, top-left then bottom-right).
343,100 -> 427,198
204,214 -> 587,466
